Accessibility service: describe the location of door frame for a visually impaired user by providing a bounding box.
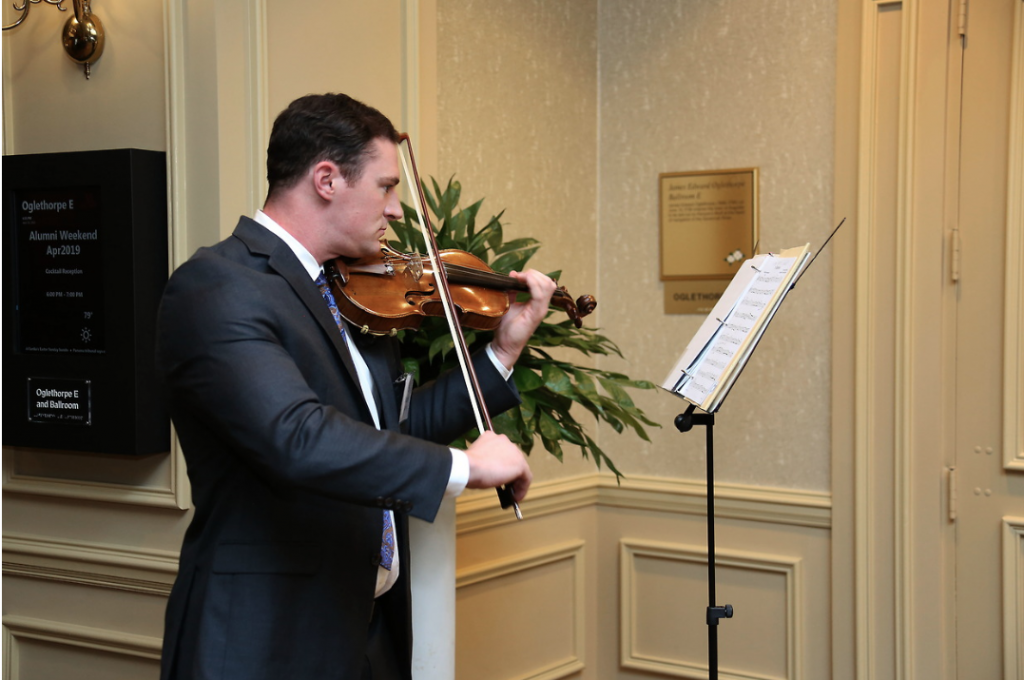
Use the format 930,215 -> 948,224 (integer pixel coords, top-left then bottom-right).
832,1 -> 963,678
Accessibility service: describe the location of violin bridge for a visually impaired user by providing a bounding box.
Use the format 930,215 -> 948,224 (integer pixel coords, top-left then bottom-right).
407,253 -> 423,281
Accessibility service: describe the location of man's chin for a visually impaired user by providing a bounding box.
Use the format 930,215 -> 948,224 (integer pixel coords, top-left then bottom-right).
356,241 -> 387,260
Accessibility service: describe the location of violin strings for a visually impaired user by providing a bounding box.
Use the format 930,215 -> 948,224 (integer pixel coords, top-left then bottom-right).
395,253 -> 525,291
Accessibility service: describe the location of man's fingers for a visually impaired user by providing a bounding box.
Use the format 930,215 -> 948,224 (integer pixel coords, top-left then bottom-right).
464,432 -> 532,498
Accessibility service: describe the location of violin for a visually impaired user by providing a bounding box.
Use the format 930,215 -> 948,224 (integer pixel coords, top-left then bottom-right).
325,244 -> 596,337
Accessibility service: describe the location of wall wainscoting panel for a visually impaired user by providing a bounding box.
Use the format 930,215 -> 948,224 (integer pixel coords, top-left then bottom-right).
456,541 -> 586,680
1,473 -> 828,680
3,617 -> 161,680
456,473 -> 831,680
3,452 -> 187,510
619,539 -> 800,680
2,533 -> 176,680
2,616 -> 163,660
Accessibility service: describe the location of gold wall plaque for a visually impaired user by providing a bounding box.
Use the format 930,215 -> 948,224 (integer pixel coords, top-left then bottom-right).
659,168 -> 759,281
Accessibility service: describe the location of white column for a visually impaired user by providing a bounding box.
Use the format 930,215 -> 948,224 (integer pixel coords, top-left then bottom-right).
408,496 -> 456,680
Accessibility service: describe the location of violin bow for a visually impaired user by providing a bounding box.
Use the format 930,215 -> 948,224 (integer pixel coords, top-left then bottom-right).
397,134 -> 524,520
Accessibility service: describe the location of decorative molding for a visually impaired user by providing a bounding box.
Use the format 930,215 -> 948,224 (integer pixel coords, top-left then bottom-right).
3,533 -> 178,595
1004,517 -> 1024,680
3,534 -> 179,573
457,473 -> 831,535
855,3 -> 884,668
619,538 -> 801,680
163,0 -> 196,510
457,540 -> 586,680
3,615 -> 163,661
855,2 -> 919,678
1005,0 -> 1024,473
893,4 -> 919,680
3,623 -> 16,680
2,24 -> 13,155
2,563 -> 173,597
400,0 -> 421,143
2,466 -> 187,510
245,0 -> 270,216
457,475 -> 598,534
163,0 -> 187,272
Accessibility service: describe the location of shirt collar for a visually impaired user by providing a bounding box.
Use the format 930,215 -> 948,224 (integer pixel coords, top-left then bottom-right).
253,209 -> 322,281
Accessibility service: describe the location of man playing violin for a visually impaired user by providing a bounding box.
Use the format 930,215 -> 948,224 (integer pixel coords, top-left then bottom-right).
157,92 -> 555,680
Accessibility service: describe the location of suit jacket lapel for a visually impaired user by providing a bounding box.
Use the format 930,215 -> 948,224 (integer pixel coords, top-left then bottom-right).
232,218 -> 362,391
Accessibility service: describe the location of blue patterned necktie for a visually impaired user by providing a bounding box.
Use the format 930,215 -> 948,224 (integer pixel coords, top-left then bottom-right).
315,272 -> 395,571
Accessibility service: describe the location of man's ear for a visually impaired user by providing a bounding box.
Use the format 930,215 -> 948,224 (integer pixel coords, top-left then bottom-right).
312,161 -> 343,201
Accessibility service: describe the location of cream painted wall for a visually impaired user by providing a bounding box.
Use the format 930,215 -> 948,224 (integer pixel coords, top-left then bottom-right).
598,0 -> 835,491
437,0 -> 836,491
436,0 -> 601,483
2,0 -> 167,154
265,0 -> 405,135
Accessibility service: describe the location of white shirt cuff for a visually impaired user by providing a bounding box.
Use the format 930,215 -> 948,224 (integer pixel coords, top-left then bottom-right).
485,343 -> 514,382
446,448 -> 469,497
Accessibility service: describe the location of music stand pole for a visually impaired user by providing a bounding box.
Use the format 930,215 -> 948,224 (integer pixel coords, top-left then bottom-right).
676,403 -> 733,680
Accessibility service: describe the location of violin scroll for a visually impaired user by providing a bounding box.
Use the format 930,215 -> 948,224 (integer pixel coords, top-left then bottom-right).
549,287 -> 597,329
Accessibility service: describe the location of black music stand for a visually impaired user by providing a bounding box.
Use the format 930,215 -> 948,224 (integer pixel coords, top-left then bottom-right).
662,222 -> 842,679
667,254 -> 804,679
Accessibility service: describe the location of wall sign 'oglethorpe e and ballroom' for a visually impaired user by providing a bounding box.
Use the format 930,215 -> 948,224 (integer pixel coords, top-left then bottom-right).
3,149 -> 170,455
659,168 -> 759,314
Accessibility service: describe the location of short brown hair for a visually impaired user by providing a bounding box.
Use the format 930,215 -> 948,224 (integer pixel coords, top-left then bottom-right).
266,93 -> 400,199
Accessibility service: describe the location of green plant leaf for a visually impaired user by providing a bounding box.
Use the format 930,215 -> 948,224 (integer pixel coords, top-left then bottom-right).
572,370 -> 600,401
539,411 -> 560,440
542,364 -> 574,396
428,334 -> 455,363
598,377 -> 635,408
513,367 -> 544,392
540,435 -> 564,461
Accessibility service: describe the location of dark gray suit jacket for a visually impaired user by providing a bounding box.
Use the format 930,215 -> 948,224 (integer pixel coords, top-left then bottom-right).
157,217 -> 518,680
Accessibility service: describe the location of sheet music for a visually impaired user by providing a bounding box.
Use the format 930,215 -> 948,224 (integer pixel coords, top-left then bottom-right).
674,255 -> 799,405
660,228 -> 839,412
670,264 -> 760,374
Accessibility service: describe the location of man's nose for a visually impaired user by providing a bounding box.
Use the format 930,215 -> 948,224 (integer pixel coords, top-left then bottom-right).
384,192 -> 403,220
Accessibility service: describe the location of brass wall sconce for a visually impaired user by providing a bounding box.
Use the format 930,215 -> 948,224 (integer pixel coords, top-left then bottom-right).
3,0 -> 105,79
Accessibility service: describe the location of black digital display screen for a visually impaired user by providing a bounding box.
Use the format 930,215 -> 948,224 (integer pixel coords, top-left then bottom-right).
13,186 -> 106,354
4,149 -> 170,454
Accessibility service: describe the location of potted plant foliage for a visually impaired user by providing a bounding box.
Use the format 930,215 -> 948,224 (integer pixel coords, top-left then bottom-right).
388,177 -> 658,479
